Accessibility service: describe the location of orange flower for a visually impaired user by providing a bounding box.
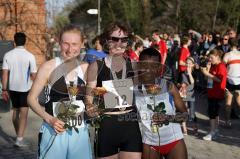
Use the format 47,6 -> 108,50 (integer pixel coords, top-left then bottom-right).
68,86 -> 79,96
146,84 -> 161,95
92,87 -> 107,96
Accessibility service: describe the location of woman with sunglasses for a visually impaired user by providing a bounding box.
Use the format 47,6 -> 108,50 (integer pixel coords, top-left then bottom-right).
86,22 -> 142,159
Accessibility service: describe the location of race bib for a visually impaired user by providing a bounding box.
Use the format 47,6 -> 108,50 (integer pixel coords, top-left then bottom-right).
102,79 -> 133,109
52,100 -> 85,128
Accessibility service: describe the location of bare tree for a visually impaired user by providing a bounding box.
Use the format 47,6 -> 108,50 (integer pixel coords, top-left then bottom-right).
0,0 -> 47,63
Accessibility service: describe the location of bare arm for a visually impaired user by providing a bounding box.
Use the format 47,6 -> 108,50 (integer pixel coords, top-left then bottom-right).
27,61 -> 65,133
1,69 -> 9,101
152,82 -> 188,124
179,60 -> 186,66
222,54 -> 228,64
30,73 -> 37,81
85,61 -> 98,112
2,69 -> 9,90
187,68 -> 195,85
169,83 -> 187,113
162,53 -> 167,64
201,64 -> 221,83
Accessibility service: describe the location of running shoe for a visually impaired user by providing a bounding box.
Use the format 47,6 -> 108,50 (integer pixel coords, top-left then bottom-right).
14,139 -> 29,147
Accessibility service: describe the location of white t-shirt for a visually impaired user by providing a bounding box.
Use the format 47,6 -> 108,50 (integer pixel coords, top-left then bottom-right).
2,46 -> 37,92
224,50 -> 240,85
135,79 -> 183,146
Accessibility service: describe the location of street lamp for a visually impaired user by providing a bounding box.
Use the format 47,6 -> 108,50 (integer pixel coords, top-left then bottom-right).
87,0 -> 101,35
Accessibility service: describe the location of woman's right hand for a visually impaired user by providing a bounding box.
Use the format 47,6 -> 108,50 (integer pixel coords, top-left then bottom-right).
48,117 -> 66,134
187,65 -> 192,74
85,104 -> 100,118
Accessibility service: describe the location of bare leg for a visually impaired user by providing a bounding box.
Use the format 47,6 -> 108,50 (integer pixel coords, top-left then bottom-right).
142,143 -> 163,159
182,122 -> 188,135
166,139 -> 188,159
225,91 -> 233,124
235,91 -> 240,107
98,153 -> 119,159
12,109 -> 20,135
17,107 -> 29,138
119,151 -> 141,159
210,119 -> 216,133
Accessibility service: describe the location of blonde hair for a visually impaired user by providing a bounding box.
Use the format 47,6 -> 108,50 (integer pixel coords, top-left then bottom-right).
59,24 -> 83,42
186,57 -> 195,63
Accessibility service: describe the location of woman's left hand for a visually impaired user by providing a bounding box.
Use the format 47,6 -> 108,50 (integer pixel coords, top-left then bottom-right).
152,113 -> 168,124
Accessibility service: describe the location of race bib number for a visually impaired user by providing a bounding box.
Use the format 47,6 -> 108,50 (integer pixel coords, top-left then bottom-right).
52,100 -> 85,128
102,79 -> 133,109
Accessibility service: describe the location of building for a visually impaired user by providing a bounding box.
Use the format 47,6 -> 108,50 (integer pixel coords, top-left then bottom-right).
0,0 -> 47,65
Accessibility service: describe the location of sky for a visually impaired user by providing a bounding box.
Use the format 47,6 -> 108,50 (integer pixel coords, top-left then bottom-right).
45,0 -> 75,26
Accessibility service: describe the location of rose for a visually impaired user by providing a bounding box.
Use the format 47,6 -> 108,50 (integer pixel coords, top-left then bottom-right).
91,87 -> 107,96
68,86 -> 79,97
146,84 -> 161,95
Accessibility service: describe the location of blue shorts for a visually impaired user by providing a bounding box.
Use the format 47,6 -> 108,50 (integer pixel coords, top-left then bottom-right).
38,122 -> 92,159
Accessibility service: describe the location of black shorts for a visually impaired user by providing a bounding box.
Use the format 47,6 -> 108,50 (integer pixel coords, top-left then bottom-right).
97,112 -> 142,157
226,81 -> 240,92
208,98 -> 222,119
9,91 -> 29,108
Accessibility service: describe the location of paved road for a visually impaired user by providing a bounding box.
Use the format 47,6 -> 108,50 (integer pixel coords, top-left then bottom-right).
0,91 -> 240,159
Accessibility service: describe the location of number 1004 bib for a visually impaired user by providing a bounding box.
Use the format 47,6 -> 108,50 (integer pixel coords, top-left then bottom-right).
102,79 -> 133,109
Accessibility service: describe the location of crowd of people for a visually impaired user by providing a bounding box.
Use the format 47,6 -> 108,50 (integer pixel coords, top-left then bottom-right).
2,21 -> 240,159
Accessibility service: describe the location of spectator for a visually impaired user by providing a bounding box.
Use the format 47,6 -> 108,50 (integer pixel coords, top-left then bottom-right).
216,34 -> 231,54
179,57 -> 198,135
2,32 -> 37,147
129,41 -> 144,62
178,36 -> 191,83
84,36 -> 106,64
151,30 -> 168,64
223,38 -> 240,127
201,49 -> 227,141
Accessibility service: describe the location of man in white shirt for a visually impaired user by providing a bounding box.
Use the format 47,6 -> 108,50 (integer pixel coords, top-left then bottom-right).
223,38 -> 240,127
1,32 -> 37,147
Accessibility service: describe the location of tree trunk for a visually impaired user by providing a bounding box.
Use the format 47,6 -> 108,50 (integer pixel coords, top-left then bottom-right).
212,0 -> 219,31
142,0 -> 151,35
176,0 -> 181,33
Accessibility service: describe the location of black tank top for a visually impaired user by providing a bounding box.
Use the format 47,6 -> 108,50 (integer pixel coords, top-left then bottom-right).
96,58 -> 137,112
45,76 -> 86,116
96,58 -> 134,87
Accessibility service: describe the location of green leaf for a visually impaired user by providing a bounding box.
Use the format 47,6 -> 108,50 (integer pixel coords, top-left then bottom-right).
158,102 -> 165,109
154,106 -> 161,112
147,104 -> 153,111
164,121 -> 169,126
95,123 -> 100,129
71,104 -> 80,109
162,110 -> 166,114
64,124 -> 69,129
74,127 -> 79,133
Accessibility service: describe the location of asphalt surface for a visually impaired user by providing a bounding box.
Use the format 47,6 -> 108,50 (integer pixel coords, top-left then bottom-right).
0,90 -> 240,159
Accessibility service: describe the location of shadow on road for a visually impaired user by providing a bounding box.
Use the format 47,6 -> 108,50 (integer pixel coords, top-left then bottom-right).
187,90 -> 240,147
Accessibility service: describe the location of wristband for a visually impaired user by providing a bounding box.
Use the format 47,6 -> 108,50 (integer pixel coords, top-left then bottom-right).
2,89 -> 7,91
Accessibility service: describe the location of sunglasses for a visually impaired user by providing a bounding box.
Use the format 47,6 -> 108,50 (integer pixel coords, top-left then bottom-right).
224,38 -> 229,41
109,37 -> 129,43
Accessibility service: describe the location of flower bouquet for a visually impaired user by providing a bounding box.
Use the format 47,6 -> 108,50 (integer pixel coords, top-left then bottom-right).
88,87 -> 108,129
145,84 -> 167,133
56,81 -> 80,133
